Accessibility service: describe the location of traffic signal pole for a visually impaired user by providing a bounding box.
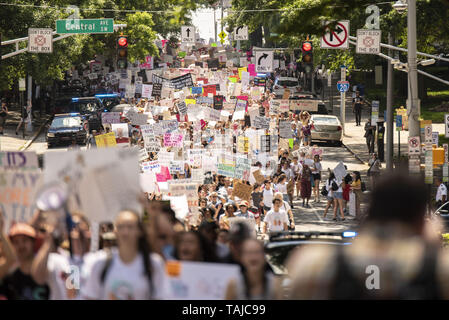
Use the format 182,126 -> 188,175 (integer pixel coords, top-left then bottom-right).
340,66 -> 346,134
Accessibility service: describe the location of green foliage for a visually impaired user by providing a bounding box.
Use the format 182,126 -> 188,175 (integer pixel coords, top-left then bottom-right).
124,12 -> 158,63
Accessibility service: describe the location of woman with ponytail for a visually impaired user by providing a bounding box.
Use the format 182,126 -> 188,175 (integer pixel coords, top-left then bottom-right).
81,210 -> 168,300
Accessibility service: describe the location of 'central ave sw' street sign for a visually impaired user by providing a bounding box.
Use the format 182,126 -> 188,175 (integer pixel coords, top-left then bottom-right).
56,19 -> 114,34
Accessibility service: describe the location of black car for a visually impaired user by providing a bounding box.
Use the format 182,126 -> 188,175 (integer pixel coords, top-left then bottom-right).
47,113 -> 88,148
264,230 -> 357,297
95,94 -> 121,112
69,97 -> 105,132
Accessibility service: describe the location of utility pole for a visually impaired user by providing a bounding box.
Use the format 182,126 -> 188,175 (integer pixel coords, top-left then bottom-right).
214,8 -> 217,43
340,66 -> 346,134
407,0 -> 420,141
386,32 -> 394,171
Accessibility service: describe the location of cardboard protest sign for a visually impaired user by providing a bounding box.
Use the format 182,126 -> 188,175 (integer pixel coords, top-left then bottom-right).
232,180 -> 252,202
164,133 -> 184,147
164,261 -> 240,299
101,112 -> 121,125
43,148 -> 141,223
95,132 -> 117,148
0,152 -> 39,170
279,138 -> 290,150
0,169 -> 42,231
252,169 -> 265,184
282,89 -> 291,99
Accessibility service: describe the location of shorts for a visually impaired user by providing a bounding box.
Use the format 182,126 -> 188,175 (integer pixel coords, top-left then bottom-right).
333,192 -> 343,199
327,196 -> 334,201
303,135 -> 310,143
312,173 -> 321,181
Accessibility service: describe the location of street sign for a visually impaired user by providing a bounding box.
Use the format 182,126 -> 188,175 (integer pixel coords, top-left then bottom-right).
445,114 -> 449,138
255,51 -> 273,73
424,124 -> 432,144
320,20 -> 349,49
337,80 -> 349,92
443,163 -> 448,183
432,132 -> 439,146
371,100 -> 379,124
181,26 -> 195,43
218,30 -> 227,44
408,136 -> 421,155
19,78 -> 26,92
409,155 -> 421,174
234,26 -> 248,40
425,149 -> 433,184
356,29 -> 381,54
28,28 -> 53,53
56,19 -> 114,34
396,114 -> 402,131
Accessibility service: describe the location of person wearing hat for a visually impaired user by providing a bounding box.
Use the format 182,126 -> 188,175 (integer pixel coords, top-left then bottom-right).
219,203 -> 237,230
235,201 -> 255,221
0,221 -> 50,300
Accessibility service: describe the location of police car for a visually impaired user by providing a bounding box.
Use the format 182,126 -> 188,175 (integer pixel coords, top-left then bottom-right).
47,113 -> 88,148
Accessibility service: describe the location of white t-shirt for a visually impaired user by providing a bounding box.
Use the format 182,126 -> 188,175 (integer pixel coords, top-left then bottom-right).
81,250 -> 168,300
264,209 -> 289,232
275,182 -> 288,194
437,183 -> 448,202
263,188 -> 274,208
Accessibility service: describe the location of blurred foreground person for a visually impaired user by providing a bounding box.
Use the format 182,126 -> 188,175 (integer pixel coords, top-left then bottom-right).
225,239 -> 282,299
287,172 -> 449,299
82,210 -> 168,300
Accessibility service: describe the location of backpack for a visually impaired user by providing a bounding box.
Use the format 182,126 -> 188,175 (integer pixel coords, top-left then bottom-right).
331,181 -> 339,191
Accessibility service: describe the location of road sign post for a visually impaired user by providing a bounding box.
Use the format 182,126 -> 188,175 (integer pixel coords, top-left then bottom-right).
255,51 -> 273,73
424,124 -> 433,184
320,20 -> 350,49
56,19 -> 114,34
356,29 -> 381,54
234,26 -> 248,41
28,28 -> 53,53
339,66 -> 347,134
181,26 -> 195,43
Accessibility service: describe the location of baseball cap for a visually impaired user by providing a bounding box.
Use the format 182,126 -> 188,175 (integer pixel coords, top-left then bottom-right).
9,223 -> 36,239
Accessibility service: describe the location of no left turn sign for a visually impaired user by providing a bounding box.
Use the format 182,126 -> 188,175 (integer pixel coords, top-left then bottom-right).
408,136 -> 421,155
320,20 -> 349,49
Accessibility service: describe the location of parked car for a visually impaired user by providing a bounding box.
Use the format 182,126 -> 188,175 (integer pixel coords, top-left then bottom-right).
431,201 -> 449,229
310,114 -> 343,146
47,113 -> 88,148
273,77 -> 301,97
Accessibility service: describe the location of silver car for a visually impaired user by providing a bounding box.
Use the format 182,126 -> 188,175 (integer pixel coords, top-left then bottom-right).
310,114 -> 343,146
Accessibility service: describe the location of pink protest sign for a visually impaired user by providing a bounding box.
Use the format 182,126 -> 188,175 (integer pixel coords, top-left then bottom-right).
156,166 -> 172,182
164,133 -> 183,147
248,64 -> 257,76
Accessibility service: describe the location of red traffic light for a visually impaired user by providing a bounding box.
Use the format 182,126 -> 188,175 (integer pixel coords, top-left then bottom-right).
118,37 -> 128,47
302,42 -> 312,51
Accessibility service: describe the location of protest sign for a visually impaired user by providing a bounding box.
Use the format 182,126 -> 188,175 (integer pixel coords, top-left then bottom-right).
141,84 -> 153,98
289,100 -> 318,112
168,161 -> 183,174
101,112 -> 121,125
111,123 -> 129,145
177,101 -> 187,115
139,148 -> 149,161
235,156 -> 251,181
43,148 -> 141,223
232,180 -> 252,202
95,132 -> 117,148
333,161 -> 347,183
165,261 -> 240,299
217,154 -> 235,178
0,151 -> 39,170
0,169 -> 42,231
253,116 -> 270,130
128,112 -> 148,125
260,135 -> 271,153
252,169 -> 265,184
213,95 -> 224,110
164,133 -> 184,147
141,160 -> 161,173
279,120 -> 293,138
140,172 -> 159,194
237,136 -> 249,154
151,83 -> 162,97
206,108 -> 221,122
167,194 -> 189,221
191,87 -> 203,95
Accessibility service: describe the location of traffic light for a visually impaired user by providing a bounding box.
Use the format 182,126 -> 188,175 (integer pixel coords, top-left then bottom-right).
301,41 -> 313,74
117,35 -> 128,69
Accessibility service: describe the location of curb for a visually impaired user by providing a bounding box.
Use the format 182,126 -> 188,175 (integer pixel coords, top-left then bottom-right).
18,116 -> 51,151
342,141 -> 368,165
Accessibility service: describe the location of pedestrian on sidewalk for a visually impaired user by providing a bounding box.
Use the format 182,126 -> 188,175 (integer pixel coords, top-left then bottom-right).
0,100 -> 8,135
300,164 -> 312,208
350,171 -> 363,220
434,177 -> 447,209
323,171 -> 336,219
311,154 -> 322,203
352,91 -> 364,126
364,120 -> 376,154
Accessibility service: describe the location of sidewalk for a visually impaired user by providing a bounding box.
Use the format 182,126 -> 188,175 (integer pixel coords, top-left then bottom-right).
0,108 -> 51,151
329,95 -> 445,165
